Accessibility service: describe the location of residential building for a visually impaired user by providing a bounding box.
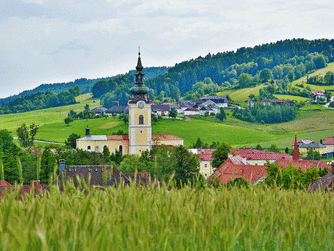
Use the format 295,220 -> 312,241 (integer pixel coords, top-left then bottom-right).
188,149 -> 215,178
312,90 -> 327,103
321,136 -> 334,158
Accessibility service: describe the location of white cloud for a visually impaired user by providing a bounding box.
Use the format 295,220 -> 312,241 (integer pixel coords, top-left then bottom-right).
0,0 -> 333,98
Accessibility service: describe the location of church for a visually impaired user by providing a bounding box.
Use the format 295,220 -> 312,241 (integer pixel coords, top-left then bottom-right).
76,52 -> 184,155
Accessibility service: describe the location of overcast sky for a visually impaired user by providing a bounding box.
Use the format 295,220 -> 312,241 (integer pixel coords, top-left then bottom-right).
0,0 -> 333,98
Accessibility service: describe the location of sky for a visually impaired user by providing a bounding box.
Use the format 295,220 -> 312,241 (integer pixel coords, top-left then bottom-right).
0,0 -> 333,98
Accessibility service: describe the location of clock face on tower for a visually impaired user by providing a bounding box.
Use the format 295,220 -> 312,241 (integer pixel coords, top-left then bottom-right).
138,101 -> 145,109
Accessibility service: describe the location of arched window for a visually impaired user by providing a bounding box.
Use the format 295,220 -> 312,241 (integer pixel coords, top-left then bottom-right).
139,115 -> 144,125
119,145 -> 123,154
87,145 -> 91,150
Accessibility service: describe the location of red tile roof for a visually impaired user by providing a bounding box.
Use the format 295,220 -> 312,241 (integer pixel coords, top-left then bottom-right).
231,148 -> 292,161
291,139 -> 313,146
0,180 -> 12,186
322,137 -> 334,145
275,160 -> 331,171
211,162 -> 268,184
152,134 -> 182,140
106,135 -> 129,140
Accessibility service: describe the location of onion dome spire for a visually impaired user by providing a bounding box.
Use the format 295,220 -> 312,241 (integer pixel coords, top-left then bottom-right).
130,49 -> 149,96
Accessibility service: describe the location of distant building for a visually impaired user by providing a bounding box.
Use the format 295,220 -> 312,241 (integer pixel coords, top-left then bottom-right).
312,90 -> 327,103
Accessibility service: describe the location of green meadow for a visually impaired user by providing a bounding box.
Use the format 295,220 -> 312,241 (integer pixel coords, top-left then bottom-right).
0,93 -> 100,134
291,62 -> 334,90
1,184 -> 334,250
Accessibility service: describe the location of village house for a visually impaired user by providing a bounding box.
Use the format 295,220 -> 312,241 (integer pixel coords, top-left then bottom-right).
261,98 -> 294,106
321,136 -> 334,158
188,148 -> 215,178
312,90 -> 327,103
210,136 -> 331,185
298,141 -> 327,157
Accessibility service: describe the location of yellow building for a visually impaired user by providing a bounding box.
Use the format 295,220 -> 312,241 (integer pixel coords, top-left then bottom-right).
76,52 -> 183,154
298,142 -> 327,156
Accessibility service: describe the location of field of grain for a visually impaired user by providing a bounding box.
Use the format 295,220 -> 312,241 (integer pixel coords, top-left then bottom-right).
1,184 -> 333,250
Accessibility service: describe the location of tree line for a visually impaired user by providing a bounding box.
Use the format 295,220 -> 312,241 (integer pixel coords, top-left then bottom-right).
233,103 -> 298,124
0,85 -> 81,114
307,71 -> 334,85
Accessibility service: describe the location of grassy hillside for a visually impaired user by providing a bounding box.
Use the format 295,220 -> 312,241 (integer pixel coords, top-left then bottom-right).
291,62 -> 334,90
0,93 -> 99,134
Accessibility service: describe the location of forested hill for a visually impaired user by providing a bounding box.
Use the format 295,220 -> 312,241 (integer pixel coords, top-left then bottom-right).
94,38 -> 334,106
0,66 -> 168,106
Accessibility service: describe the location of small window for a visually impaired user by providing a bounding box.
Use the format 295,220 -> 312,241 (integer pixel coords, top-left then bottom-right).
205,174 -> 207,177
204,164 -> 207,168
96,146 -> 99,150
119,145 -> 123,154
140,130 -> 143,134
139,115 -> 144,125
87,145 -> 91,150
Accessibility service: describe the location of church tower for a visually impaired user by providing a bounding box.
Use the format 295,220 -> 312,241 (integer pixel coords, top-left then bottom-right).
128,51 -> 152,154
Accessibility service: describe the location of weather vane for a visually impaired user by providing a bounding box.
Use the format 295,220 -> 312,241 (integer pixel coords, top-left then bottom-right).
138,46 -> 141,56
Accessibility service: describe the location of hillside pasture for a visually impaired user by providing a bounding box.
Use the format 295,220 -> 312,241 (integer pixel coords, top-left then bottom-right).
0,94 -> 100,134
36,117 -> 126,143
274,94 -> 310,102
228,84 -> 264,105
291,62 -> 334,90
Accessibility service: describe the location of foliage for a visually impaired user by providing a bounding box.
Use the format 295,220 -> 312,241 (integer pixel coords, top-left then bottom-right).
268,144 -> 280,153
265,162 -> 329,189
305,148 -> 322,160
40,150 -> 57,184
307,71 -> 334,85
211,142 -> 231,169
216,107 -> 226,121
226,177 -> 250,189
0,86 -> 81,114
233,103 -> 297,124
255,144 -> 263,150
65,133 -> 81,149
169,108 -> 177,120
0,129 -> 14,153
16,123 -> 38,147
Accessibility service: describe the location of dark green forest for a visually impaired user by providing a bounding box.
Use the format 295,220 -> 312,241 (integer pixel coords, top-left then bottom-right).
232,103 -> 298,124
0,67 -> 168,106
90,39 -> 334,106
0,86 -> 81,114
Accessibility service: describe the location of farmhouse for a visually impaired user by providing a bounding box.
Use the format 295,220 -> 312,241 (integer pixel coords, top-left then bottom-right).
312,90 -> 327,103
76,53 -> 183,155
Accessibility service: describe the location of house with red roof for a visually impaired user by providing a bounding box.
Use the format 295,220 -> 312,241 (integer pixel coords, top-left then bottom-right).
188,148 -> 215,178
230,148 -> 292,165
322,136 -> 334,158
210,160 -> 268,185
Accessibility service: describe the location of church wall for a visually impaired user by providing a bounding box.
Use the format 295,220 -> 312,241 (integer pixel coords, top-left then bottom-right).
76,140 -> 129,155
155,139 -> 184,146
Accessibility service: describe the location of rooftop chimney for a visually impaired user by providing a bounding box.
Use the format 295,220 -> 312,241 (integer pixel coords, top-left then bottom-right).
292,135 -> 300,161
59,160 -> 66,173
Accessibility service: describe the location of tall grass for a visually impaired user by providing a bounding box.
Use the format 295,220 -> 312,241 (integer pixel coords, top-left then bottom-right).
0,182 -> 334,250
